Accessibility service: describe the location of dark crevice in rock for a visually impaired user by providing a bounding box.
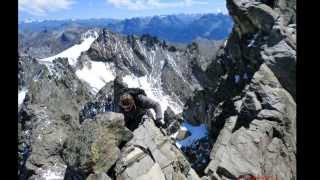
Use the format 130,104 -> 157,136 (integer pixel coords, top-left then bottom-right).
216,166 -> 237,180
180,136 -> 212,176
237,174 -> 256,180
272,127 -> 284,140
106,163 -> 117,180
64,166 -> 86,180
210,99 -> 237,143
260,0 -> 276,8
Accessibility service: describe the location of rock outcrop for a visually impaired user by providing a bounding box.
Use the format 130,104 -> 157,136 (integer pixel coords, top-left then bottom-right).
18,57 -> 93,179
184,0 -> 296,179
62,112 -> 133,178
18,54 -> 203,179
84,30 -> 206,104
113,117 -> 201,180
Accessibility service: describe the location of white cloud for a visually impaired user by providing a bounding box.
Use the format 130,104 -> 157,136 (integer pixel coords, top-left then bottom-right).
19,0 -> 75,16
216,7 -> 228,15
106,0 -> 207,10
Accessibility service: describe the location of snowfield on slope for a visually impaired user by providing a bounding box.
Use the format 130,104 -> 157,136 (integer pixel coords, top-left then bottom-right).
18,88 -> 28,106
76,61 -> 115,93
36,30 -> 116,94
36,29 -> 184,116
38,30 -> 99,66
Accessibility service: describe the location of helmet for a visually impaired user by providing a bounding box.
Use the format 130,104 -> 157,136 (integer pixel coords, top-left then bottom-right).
119,94 -> 136,112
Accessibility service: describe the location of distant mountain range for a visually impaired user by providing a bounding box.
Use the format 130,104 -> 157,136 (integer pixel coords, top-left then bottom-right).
19,13 -> 233,43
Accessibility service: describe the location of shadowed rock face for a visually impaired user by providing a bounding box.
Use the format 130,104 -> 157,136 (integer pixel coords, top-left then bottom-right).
184,0 -> 296,179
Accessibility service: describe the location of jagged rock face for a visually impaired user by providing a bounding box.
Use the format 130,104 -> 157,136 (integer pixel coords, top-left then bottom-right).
163,107 -> 183,135
18,51 -> 204,179
184,0 -> 296,179
26,58 -> 93,121
205,64 -> 296,179
18,57 -> 93,179
19,27 -> 88,58
18,104 -> 78,180
79,81 -> 115,122
84,29 -> 205,104
18,55 -> 45,91
113,118 -> 201,180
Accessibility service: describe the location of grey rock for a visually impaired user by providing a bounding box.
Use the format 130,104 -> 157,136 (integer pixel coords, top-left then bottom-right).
86,173 -> 111,180
261,39 -> 296,99
274,0 -> 296,25
79,81 -> 115,122
18,104 -> 72,179
175,128 -> 191,141
164,107 -> 183,135
18,55 -> 46,90
115,117 -> 201,180
62,112 -> 133,176
205,64 -> 296,179
26,58 -> 93,122
85,29 -> 206,105
183,0 -> 296,178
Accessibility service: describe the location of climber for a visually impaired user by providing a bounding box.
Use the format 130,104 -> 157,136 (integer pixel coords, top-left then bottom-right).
118,88 -> 165,131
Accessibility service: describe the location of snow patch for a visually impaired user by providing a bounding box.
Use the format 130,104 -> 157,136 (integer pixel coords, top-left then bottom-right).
248,33 -> 258,47
175,121 -> 208,148
41,164 -> 66,180
38,30 -> 99,66
224,39 -> 228,47
18,89 -> 28,106
76,61 -> 115,94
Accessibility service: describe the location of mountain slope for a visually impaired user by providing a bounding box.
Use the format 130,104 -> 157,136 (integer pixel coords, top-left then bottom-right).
18,27 -> 221,179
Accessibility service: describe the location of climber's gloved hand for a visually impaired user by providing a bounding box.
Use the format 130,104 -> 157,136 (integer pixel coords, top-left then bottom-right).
155,118 -> 165,128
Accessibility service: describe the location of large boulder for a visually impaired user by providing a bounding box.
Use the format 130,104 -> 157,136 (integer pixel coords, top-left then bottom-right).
114,117 -> 201,180
18,104 -> 77,180
62,112 -> 133,177
205,64 -> 296,179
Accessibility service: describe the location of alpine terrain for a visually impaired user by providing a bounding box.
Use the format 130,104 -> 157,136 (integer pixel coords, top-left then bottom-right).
18,0 -> 296,179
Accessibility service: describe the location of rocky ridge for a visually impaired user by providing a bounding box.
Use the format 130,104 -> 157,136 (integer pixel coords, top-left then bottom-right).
18,28 -> 212,179
18,0 -> 296,179
184,0 -> 296,179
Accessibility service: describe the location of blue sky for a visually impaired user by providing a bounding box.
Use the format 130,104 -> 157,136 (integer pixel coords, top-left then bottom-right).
19,0 -> 228,21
